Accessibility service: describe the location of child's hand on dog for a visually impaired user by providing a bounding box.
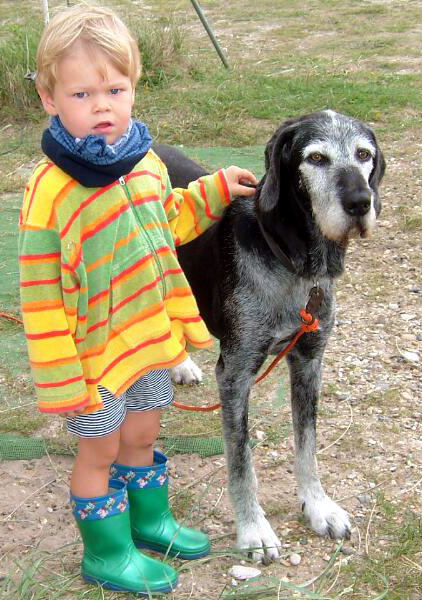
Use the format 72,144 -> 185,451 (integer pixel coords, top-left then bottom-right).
225,166 -> 257,196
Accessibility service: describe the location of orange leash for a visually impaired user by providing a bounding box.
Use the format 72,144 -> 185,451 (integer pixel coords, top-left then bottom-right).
0,312 -> 23,325
172,400 -> 222,412
173,307 -> 319,412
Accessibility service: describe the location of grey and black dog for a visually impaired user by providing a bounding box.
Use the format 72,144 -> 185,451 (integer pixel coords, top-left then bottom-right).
154,110 -> 386,562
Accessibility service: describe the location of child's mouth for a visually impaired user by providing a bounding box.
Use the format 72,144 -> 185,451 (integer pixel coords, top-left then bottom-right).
94,122 -> 113,133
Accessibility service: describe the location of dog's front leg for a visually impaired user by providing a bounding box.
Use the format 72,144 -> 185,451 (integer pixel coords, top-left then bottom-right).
287,350 -> 351,540
216,354 -> 282,562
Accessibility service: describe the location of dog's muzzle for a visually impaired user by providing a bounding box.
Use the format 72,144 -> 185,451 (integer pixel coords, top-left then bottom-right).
338,167 -> 372,218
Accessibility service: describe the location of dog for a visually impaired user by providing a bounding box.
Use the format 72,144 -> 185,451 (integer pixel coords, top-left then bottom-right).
154,109 -> 385,562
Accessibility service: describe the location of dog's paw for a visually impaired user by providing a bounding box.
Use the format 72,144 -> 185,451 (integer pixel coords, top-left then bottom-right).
237,517 -> 281,562
302,495 -> 351,540
170,357 -> 203,385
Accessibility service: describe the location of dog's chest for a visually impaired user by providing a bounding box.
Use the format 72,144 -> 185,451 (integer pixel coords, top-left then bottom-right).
245,268 -> 330,344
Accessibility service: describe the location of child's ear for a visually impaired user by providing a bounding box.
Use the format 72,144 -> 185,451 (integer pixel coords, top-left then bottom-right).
37,87 -> 58,116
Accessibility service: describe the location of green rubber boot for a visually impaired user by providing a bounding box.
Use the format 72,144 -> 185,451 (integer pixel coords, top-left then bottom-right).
71,480 -> 178,595
111,451 -> 210,560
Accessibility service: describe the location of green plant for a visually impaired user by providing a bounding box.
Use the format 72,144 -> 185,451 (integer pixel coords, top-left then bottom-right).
132,17 -> 185,87
0,23 -> 41,119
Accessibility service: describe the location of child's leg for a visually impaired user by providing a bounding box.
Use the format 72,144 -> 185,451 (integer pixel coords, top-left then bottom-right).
117,409 -> 161,466
67,388 -> 178,593
71,430 -> 120,497
112,393 -> 210,559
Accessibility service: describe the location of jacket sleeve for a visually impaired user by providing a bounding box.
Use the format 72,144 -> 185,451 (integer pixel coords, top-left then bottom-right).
19,182 -> 90,414
160,165 -> 231,246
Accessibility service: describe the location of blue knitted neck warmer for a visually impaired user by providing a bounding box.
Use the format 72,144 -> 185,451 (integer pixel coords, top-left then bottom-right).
49,116 -> 152,166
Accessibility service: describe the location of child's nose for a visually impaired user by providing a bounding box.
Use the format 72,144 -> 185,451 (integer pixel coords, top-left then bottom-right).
93,95 -> 111,112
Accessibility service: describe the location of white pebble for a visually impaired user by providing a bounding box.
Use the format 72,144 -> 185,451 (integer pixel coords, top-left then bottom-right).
229,565 -> 261,580
399,350 -> 419,363
289,553 -> 302,566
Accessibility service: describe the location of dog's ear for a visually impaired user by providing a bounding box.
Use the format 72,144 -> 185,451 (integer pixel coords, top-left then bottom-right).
370,142 -> 386,189
259,120 -> 298,212
369,142 -> 386,217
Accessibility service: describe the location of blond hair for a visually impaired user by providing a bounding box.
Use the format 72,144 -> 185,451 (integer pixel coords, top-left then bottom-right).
36,3 -> 141,94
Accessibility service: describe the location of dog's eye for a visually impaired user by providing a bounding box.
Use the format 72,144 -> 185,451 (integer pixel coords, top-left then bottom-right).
357,148 -> 372,161
308,152 -> 325,163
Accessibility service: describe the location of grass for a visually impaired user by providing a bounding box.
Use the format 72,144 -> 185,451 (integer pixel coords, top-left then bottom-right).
1,0 -> 421,188
401,212 -> 422,232
337,506 -> 422,599
132,17 -> 185,87
0,22 -> 41,120
0,406 -> 47,435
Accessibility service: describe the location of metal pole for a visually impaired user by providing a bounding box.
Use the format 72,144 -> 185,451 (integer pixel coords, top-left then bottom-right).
189,0 -> 229,69
41,0 -> 49,25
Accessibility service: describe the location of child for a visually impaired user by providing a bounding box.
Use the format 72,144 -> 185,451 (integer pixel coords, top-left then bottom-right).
19,3 -> 257,596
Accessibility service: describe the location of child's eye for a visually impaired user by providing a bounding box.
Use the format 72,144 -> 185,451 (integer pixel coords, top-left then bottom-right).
74,92 -> 88,99
110,88 -> 122,95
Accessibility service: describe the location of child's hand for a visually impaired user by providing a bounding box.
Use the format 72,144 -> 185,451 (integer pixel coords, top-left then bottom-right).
60,408 -> 85,418
225,166 -> 258,197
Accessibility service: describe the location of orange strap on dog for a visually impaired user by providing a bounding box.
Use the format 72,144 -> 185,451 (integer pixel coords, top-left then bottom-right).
254,309 -> 319,384
173,306 -> 320,412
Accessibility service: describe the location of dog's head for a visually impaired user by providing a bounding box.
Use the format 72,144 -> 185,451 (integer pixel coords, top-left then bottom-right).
259,110 -> 386,243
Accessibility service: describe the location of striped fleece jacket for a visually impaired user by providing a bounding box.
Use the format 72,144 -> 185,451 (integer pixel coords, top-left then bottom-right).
19,149 -> 231,414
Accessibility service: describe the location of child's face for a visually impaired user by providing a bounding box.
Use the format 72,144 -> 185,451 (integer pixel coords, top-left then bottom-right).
39,41 -> 135,145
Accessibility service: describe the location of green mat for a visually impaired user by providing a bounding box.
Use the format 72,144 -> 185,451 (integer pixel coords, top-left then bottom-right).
0,433 -> 259,460
184,145 -> 265,179
0,146 -> 264,461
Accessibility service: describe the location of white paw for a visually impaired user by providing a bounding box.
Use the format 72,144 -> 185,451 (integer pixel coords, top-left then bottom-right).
302,495 -> 351,540
170,357 -> 203,385
237,517 -> 281,562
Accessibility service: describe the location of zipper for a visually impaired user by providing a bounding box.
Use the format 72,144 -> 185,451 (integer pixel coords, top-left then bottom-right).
119,176 -> 167,297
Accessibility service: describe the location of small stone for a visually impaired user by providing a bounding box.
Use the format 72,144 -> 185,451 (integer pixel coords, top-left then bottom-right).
358,493 -> 372,506
289,553 -> 301,566
399,350 -> 419,363
400,313 -> 416,321
340,546 -> 355,555
228,565 -> 261,580
255,430 -> 266,441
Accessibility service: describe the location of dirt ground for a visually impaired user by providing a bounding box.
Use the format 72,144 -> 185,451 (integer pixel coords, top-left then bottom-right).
1,2 -> 422,599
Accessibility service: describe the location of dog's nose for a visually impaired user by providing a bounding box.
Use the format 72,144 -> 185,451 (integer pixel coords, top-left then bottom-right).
337,167 -> 372,218
343,192 -> 371,217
